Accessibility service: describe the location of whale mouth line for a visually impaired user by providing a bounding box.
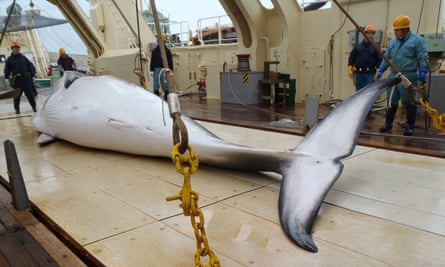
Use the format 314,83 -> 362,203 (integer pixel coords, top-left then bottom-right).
108,118 -> 125,124
107,118 -> 154,132
108,117 -> 135,129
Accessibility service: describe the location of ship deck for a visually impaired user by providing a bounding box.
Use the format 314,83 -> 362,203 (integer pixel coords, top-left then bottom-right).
0,92 -> 444,266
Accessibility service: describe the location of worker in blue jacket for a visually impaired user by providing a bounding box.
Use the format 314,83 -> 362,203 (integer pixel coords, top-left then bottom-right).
377,15 -> 429,136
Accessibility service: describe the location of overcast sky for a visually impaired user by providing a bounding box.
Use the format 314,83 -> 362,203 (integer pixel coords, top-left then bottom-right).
154,0 -> 229,29
0,0 -> 89,54
0,0 -> 88,18
0,0 -> 228,29
0,0 -> 230,54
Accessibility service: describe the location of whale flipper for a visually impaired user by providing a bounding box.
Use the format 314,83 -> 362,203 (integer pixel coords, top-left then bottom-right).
37,133 -> 56,145
279,78 -> 401,253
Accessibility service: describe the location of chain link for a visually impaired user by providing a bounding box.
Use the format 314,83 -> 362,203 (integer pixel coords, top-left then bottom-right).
419,98 -> 445,131
403,83 -> 445,131
166,143 -> 220,266
172,113 -> 189,154
149,1 -> 220,262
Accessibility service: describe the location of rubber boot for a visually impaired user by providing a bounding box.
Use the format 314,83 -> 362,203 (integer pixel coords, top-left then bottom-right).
404,105 -> 417,136
13,97 -> 20,114
25,94 -> 37,112
379,105 -> 398,132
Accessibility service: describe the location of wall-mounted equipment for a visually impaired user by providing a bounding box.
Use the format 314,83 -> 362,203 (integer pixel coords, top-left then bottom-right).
419,33 -> 445,53
348,30 -> 383,46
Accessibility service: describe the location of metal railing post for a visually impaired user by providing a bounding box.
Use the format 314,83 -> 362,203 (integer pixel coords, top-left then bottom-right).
4,139 -> 30,210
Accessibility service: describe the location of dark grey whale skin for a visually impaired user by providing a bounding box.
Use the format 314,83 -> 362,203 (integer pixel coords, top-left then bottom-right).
32,72 -> 400,253
279,77 -> 400,252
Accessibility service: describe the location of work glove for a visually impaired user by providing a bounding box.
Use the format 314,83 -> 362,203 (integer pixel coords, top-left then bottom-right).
417,66 -> 428,82
374,68 -> 379,81
376,68 -> 385,80
348,65 -> 355,79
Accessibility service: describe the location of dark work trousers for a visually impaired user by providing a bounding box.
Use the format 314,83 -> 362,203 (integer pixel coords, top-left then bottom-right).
13,75 -> 36,113
354,72 -> 375,91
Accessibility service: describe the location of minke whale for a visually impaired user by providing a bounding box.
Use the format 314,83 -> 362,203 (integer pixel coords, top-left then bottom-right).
31,72 -> 400,253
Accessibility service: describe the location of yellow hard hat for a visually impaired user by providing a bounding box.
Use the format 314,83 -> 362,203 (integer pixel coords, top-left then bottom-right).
393,15 -> 410,30
59,48 -> 66,55
364,24 -> 376,32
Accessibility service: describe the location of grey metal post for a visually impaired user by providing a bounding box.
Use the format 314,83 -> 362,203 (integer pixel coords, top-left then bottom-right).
304,96 -> 320,133
4,139 -> 30,210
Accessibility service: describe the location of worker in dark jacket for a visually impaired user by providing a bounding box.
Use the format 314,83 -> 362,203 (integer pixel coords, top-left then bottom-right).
4,41 -> 37,114
57,48 -> 76,76
348,25 -> 382,91
150,34 -> 173,99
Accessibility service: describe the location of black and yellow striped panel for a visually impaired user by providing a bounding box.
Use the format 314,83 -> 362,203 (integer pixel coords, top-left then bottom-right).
242,73 -> 248,84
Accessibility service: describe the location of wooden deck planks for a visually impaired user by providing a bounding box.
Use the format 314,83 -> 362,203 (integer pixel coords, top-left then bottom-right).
0,93 -> 444,266
0,182 -> 86,267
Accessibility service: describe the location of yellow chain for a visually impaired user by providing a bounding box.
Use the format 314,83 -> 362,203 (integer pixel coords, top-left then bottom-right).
419,98 -> 445,131
166,144 -> 221,267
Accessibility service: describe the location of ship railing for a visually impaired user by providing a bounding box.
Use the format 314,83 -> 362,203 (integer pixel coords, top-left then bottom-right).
168,21 -> 191,47
147,21 -> 191,47
196,15 -> 237,45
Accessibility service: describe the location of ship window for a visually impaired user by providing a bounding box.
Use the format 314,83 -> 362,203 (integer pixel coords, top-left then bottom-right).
296,0 -> 331,11
258,0 -> 274,10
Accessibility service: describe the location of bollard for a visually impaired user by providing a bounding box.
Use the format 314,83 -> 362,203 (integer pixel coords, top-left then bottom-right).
4,140 -> 30,210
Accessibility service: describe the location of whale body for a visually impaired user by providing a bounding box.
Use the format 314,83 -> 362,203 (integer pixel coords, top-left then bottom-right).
31,72 -> 400,252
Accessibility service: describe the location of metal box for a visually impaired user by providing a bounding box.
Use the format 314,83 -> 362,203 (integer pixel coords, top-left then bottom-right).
220,71 -> 263,104
304,96 -> 320,130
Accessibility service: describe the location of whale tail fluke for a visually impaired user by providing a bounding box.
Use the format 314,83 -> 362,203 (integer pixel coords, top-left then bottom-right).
291,224 -> 318,253
279,78 -> 401,252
